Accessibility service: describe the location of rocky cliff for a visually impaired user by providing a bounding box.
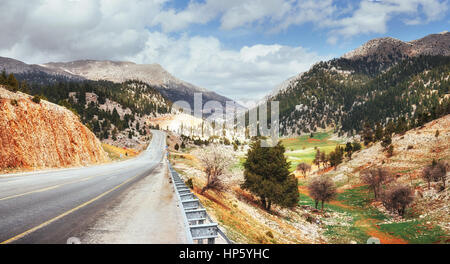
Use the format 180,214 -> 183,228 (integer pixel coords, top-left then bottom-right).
0,86 -> 109,171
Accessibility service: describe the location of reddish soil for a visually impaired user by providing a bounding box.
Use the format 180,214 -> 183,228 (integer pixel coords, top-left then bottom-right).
194,187 -> 230,210
298,183 -> 408,244
0,88 -> 108,171
357,219 -> 408,244
317,167 -> 334,175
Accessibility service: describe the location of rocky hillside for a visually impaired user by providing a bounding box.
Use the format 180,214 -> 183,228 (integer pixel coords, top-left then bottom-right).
322,114 -> 450,234
0,86 -> 109,171
265,32 -> 450,136
329,114 -> 449,182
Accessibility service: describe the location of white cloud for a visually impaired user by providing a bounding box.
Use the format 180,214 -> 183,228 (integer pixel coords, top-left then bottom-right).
324,0 -> 449,42
0,0 -> 447,101
0,0 -> 327,101
152,0 -> 294,32
0,0 -> 164,62
151,0 -> 448,41
129,32 -> 327,101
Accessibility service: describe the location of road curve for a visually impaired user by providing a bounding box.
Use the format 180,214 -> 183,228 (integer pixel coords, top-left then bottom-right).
0,130 -> 172,244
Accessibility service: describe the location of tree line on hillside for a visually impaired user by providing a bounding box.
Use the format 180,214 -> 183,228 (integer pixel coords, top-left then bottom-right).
295,141 -> 362,175
0,70 -> 29,93
341,55 -> 450,133
270,55 -> 450,136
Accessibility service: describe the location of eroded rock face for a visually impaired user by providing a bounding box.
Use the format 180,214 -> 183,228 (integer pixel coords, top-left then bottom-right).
0,87 -> 109,171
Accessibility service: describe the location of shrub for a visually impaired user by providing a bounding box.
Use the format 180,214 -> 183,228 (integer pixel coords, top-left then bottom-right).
303,213 -> 315,223
265,231 -> 274,238
381,135 -> 392,149
423,160 -> 448,190
352,141 -> 362,151
387,145 -> 394,157
32,95 -> 41,104
195,144 -> 234,193
382,184 -> 414,217
186,178 -> 194,189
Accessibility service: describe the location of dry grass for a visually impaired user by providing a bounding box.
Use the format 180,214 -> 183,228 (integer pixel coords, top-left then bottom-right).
102,143 -> 139,161
170,155 -> 326,244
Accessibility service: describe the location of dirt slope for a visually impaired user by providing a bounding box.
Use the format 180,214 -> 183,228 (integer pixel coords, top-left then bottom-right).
329,114 -> 449,182
323,114 -> 450,237
0,87 -> 109,172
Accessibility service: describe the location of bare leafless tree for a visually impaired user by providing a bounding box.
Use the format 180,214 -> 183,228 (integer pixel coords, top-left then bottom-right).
422,165 -> 434,190
194,144 -> 234,193
423,160 -> 449,190
297,162 -> 311,178
432,161 -> 448,190
307,175 -> 337,212
360,168 -> 393,200
381,184 -> 414,217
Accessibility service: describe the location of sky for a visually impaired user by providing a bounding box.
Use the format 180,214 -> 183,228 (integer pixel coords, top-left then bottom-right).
0,0 -> 448,105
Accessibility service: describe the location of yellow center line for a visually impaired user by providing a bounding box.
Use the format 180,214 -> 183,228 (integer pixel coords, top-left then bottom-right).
0,172 -> 111,201
0,173 -> 139,244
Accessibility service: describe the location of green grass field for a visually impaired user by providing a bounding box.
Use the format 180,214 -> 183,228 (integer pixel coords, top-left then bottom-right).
281,131 -> 343,171
378,220 -> 447,244
298,181 -> 447,244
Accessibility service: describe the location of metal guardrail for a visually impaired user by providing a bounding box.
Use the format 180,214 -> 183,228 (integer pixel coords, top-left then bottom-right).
168,162 -> 232,244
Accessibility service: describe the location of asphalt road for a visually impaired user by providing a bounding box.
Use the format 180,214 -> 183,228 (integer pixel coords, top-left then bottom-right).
0,130 -> 169,244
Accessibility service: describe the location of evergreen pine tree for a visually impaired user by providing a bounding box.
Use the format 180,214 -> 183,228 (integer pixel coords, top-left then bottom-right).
242,140 -> 299,211
374,122 -> 384,141
7,73 -> 18,92
362,122 -> 373,146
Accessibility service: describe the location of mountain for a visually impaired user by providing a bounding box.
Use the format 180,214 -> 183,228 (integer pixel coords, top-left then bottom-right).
0,56 -> 244,147
265,32 -> 450,136
0,56 -> 82,81
0,86 -> 109,171
41,60 -> 244,112
258,72 -> 305,105
0,57 -> 245,114
343,32 -> 450,62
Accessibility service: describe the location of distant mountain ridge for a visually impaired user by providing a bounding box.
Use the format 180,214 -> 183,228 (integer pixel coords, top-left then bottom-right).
0,57 -> 245,112
42,60 -> 244,112
342,32 -> 450,62
0,56 -> 83,80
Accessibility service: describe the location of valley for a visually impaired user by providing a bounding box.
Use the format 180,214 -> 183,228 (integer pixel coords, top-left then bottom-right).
0,31 -> 448,245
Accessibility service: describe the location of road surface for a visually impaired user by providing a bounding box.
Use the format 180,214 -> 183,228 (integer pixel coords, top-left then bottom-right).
0,130 -> 184,244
